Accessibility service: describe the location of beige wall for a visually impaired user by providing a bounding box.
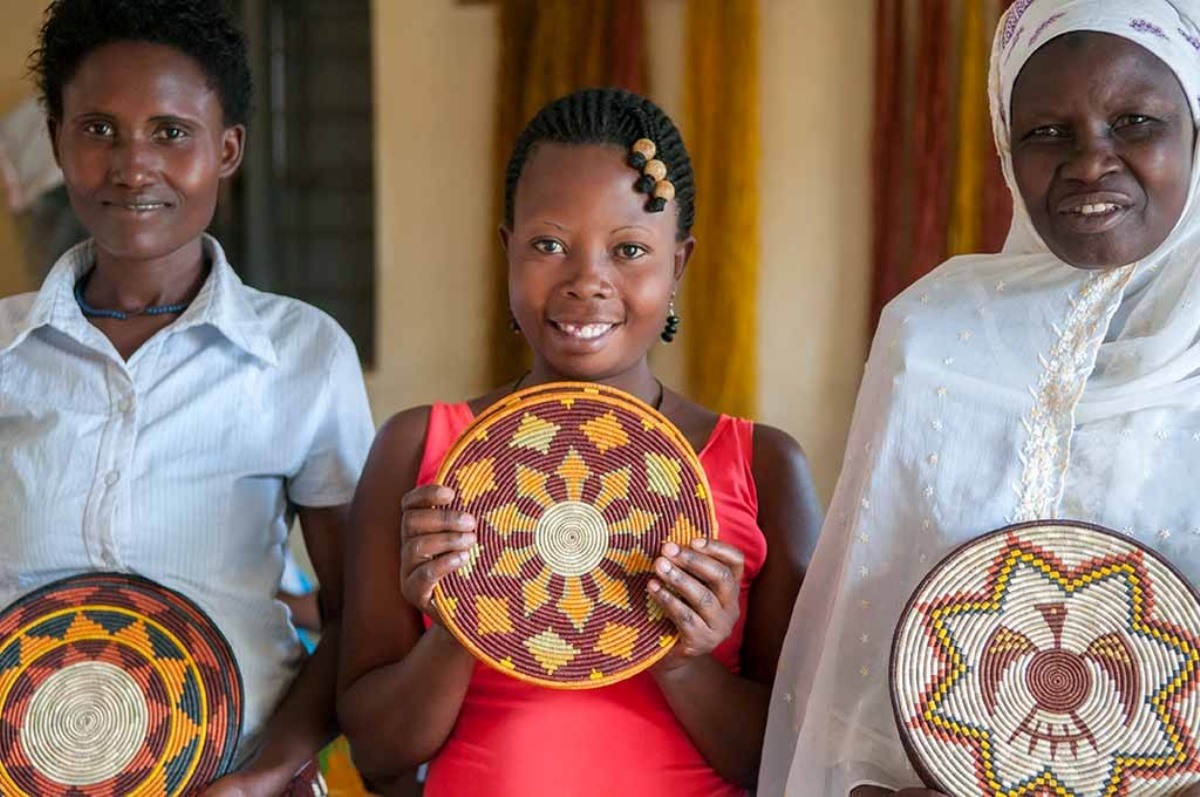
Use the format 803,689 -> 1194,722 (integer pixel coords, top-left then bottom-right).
0,0 -> 874,501
0,1 -> 49,298
369,0 -> 874,499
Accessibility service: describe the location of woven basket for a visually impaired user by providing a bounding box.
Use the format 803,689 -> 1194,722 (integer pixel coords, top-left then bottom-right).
432,381 -> 718,689
891,521 -> 1200,797
0,573 -> 242,796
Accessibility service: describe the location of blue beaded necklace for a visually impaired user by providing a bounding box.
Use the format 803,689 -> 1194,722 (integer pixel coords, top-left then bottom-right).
74,269 -> 191,320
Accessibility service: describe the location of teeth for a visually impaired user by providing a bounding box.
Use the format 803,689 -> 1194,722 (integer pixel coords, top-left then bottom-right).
120,203 -> 166,211
557,323 -> 612,339
1074,203 -> 1119,216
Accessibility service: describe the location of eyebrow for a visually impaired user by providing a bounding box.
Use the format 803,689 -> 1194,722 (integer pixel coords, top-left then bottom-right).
69,110 -> 203,126
613,225 -> 653,235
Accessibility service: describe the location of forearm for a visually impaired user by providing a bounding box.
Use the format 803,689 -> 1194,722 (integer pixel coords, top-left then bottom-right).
238,623 -> 341,788
653,655 -> 771,788
338,623 -> 476,780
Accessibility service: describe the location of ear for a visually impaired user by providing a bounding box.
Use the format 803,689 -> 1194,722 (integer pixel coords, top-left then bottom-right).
47,117 -> 62,168
498,224 -> 513,255
217,124 -> 246,179
672,235 -> 695,283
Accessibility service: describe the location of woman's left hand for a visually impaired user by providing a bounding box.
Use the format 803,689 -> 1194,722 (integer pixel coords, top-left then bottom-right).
649,538 -> 745,670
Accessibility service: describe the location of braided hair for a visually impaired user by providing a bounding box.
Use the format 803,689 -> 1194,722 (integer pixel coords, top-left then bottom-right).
31,0 -> 253,127
503,88 -> 695,241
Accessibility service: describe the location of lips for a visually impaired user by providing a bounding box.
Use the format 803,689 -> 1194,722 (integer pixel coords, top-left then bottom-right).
101,197 -> 173,214
1053,191 -> 1133,234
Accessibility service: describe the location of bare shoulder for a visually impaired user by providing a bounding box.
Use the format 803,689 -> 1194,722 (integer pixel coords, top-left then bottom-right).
371,405 -> 434,468
750,423 -> 810,470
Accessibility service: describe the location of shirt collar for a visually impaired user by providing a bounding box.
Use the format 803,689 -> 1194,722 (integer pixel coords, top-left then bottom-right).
0,234 -> 278,367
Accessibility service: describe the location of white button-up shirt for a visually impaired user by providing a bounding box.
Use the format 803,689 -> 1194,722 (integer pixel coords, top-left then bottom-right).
0,235 -> 374,760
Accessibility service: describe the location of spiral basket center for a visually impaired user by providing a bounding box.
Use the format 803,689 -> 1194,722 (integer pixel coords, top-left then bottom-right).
534,501 -> 609,577
20,661 -> 148,786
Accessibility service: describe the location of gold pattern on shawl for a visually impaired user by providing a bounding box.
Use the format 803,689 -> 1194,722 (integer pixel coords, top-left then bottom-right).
1013,267 -> 1134,521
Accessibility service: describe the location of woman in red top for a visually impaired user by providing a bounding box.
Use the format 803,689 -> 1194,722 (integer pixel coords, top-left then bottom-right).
337,88 -> 822,796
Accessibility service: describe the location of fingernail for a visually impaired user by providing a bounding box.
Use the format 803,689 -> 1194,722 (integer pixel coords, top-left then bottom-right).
691,538 -> 707,549
462,516 -> 477,531
462,534 -> 477,546
648,580 -> 661,593
656,558 -> 672,574
457,552 -> 470,564
663,542 -> 680,557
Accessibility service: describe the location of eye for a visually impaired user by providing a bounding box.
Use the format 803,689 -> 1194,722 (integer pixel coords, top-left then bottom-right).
615,243 -> 649,260
1024,124 -> 1068,141
1114,114 -> 1154,130
154,126 -> 189,142
83,121 -> 114,138
532,238 -> 565,255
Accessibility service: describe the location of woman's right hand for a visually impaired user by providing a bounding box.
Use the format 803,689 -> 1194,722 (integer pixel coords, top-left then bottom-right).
399,484 -> 477,619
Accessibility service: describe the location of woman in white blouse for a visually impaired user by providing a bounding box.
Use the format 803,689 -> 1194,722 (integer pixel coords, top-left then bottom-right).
0,1 -> 373,794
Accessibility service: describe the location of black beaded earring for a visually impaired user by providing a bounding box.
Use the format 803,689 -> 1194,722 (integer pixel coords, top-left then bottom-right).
661,297 -> 680,343
509,312 -> 521,333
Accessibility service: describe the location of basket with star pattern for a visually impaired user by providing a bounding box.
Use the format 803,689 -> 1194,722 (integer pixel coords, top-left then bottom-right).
890,521 -> 1200,797
0,573 -> 242,796
432,381 -> 718,689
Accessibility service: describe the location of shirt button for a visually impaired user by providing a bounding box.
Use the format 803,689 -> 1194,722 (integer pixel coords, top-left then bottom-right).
117,397 -> 133,414
105,470 -> 121,487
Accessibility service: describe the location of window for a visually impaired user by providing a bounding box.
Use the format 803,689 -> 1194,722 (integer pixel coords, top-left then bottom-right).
216,0 -> 376,364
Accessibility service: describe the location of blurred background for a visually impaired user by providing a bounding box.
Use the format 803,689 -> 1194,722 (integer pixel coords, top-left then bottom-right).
0,1 -> 1015,793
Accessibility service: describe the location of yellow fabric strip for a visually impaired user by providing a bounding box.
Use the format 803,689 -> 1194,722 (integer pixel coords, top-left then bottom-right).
947,0 -> 987,257
684,0 -> 760,418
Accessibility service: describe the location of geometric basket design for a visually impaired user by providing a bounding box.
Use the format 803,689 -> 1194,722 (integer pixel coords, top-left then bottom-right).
0,573 -> 242,795
891,521 -> 1200,797
433,382 -> 718,689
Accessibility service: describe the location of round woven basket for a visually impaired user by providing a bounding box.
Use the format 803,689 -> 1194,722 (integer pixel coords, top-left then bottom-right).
890,521 -> 1200,797
432,381 -> 718,689
0,573 -> 242,796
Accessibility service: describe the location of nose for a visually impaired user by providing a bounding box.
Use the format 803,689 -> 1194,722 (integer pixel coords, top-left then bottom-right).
563,246 -> 614,300
109,136 -> 159,188
1060,126 -> 1121,185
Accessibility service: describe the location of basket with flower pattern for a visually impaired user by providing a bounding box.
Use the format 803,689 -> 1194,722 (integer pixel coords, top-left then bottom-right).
0,573 -> 242,796
432,381 -> 718,689
891,521 -> 1200,797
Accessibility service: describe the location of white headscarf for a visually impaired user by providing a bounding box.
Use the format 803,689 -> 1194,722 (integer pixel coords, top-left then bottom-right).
759,1 -> 1200,794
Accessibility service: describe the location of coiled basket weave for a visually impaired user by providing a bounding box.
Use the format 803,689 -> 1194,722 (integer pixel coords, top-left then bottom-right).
891,521 -> 1200,797
432,382 -> 718,689
0,573 -> 242,795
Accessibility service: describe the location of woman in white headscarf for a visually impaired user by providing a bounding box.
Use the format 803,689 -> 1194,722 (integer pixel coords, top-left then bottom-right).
759,1 -> 1200,794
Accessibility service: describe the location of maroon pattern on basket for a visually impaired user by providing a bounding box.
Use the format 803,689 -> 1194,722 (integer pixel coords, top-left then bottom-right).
890,522 -> 1200,797
432,383 -> 718,689
0,573 -> 242,796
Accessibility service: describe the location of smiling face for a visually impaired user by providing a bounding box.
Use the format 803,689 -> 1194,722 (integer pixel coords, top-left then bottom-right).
51,40 -> 244,264
1010,32 -> 1194,270
503,142 -> 692,382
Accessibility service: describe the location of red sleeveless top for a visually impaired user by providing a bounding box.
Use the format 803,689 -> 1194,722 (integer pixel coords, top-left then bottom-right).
417,403 -> 767,797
